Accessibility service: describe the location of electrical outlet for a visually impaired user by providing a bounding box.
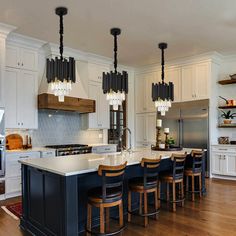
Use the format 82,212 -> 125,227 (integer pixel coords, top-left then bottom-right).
99,133 -> 103,139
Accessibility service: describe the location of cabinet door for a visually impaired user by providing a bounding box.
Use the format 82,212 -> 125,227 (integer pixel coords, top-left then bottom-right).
20,48 -> 38,71
88,63 -> 109,83
195,62 -> 209,100
181,65 -> 195,101
146,72 -> 158,112
6,45 -> 21,68
97,83 -> 110,129
146,113 -> 156,144
5,68 -> 19,128
211,153 -> 222,174
88,83 -> 99,128
226,154 -> 236,176
135,74 -> 146,113
135,114 -> 146,143
166,67 -> 181,102
17,70 -> 38,129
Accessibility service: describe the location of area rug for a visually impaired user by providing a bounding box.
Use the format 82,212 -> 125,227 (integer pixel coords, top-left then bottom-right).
1,201 -> 22,220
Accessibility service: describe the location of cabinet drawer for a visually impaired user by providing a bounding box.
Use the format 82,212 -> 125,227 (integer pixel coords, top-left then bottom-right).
6,162 -> 21,178
41,151 -> 56,158
5,177 -> 21,194
212,146 -> 236,153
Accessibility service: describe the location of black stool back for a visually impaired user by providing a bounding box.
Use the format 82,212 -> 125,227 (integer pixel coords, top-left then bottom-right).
98,162 -> 127,202
141,158 -> 161,189
171,153 -> 187,180
191,150 -> 204,173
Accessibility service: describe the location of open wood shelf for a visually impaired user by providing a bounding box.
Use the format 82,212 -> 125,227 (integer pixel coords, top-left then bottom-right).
218,79 -> 236,85
218,105 -> 236,109
218,125 -> 236,128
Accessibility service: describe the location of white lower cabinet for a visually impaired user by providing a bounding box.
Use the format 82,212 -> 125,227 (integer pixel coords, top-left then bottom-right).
5,151 -> 40,198
211,146 -> 236,177
135,113 -> 156,146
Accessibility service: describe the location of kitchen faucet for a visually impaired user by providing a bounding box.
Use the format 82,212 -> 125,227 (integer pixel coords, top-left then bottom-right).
119,127 -> 132,153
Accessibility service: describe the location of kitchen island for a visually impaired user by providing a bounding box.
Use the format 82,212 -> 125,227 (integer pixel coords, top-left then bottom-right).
19,148 -> 205,236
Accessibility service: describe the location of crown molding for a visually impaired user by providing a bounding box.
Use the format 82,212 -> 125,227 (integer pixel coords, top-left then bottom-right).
7,32 -> 46,49
0,23 -> 16,38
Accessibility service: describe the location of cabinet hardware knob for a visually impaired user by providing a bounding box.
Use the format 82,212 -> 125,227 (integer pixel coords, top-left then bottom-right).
17,62 -> 20,66
22,63 -> 23,66
21,122 -> 23,125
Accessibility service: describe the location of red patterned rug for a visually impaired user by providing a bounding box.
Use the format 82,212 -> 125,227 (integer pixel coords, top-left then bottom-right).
1,201 -> 22,219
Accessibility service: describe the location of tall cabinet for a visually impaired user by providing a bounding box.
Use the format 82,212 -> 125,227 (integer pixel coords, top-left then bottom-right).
5,43 -> 39,129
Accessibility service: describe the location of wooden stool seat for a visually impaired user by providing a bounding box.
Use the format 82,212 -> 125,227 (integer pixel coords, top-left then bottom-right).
159,153 -> 187,212
86,162 -> 127,235
128,158 -> 161,227
185,150 -> 204,201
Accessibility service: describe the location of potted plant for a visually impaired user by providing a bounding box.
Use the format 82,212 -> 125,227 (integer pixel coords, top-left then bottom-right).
220,110 -> 236,124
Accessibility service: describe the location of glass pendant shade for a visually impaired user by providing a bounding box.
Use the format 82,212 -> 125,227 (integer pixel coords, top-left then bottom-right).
102,28 -> 128,110
46,7 -> 76,102
152,43 -> 174,116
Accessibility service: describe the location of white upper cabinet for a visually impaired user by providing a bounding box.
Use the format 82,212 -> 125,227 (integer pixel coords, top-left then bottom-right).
6,45 -> 38,71
5,68 -> 38,129
135,113 -> 146,143
82,82 -> 110,129
181,62 -> 210,102
135,71 -> 160,113
165,67 -> 181,102
88,63 -> 110,83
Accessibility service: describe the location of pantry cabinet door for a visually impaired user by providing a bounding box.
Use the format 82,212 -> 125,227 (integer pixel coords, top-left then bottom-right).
135,114 -> 146,143
88,83 -> 99,128
97,83 -> 110,129
5,45 -> 21,69
195,62 -> 210,100
146,113 -> 156,144
5,68 -> 19,128
166,67 -> 181,102
181,65 -> 195,101
135,74 -> 146,113
211,153 -> 222,175
17,70 -> 38,129
146,72 -> 158,112
20,48 -> 38,71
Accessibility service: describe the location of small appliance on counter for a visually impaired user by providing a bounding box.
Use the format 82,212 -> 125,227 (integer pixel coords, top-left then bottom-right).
92,144 -> 117,154
45,144 -> 92,156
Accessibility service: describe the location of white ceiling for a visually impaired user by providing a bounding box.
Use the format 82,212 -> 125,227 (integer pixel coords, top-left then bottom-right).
1,0 -> 236,66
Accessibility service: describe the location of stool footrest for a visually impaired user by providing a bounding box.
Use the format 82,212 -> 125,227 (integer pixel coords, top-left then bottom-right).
86,224 -> 126,236
128,207 -> 160,217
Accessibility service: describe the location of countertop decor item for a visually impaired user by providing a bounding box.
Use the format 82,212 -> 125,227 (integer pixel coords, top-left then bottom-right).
46,7 -> 76,102
102,28 -> 128,110
6,134 -> 23,150
152,43 -> 174,116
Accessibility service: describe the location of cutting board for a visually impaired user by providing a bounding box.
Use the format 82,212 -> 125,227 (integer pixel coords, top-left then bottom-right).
6,134 -> 23,150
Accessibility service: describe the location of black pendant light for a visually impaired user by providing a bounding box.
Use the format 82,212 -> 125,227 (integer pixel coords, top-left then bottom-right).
102,28 -> 128,111
152,43 -> 174,116
46,7 -> 76,102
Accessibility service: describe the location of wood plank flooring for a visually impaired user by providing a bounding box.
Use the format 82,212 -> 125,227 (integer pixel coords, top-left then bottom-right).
0,179 -> 235,236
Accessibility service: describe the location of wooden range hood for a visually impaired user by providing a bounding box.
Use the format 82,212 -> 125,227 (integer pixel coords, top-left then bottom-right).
38,93 -> 95,113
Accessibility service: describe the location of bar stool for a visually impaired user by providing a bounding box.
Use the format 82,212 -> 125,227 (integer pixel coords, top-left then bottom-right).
160,153 -> 187,212
185,150 -> 204,201
86,162 -> 127,236
128,158 -> 161,227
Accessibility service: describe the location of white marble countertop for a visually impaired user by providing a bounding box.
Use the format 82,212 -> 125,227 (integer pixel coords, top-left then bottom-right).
19,148 -> 194,176
6,147 -> 55,153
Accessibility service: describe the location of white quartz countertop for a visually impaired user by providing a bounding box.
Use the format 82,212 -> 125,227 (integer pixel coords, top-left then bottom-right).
19,148 -> 194,176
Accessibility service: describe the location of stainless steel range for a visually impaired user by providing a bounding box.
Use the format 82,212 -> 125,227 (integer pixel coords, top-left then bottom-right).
45,144 -> 92,156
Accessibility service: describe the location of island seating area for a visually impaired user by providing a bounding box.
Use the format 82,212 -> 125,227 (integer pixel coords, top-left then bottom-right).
19,148 -> 206,236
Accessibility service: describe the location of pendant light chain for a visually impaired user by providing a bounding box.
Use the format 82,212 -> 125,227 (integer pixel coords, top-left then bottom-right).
59,13 -> 64,60
161,47 -> 165,83
114,33 -> 118,74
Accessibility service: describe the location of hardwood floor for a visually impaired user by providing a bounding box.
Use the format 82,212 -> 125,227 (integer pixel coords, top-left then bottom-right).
0,179 -> 235,236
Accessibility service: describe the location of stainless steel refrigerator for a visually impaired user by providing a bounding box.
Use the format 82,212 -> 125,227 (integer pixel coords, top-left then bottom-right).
160,99 -> 209,176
